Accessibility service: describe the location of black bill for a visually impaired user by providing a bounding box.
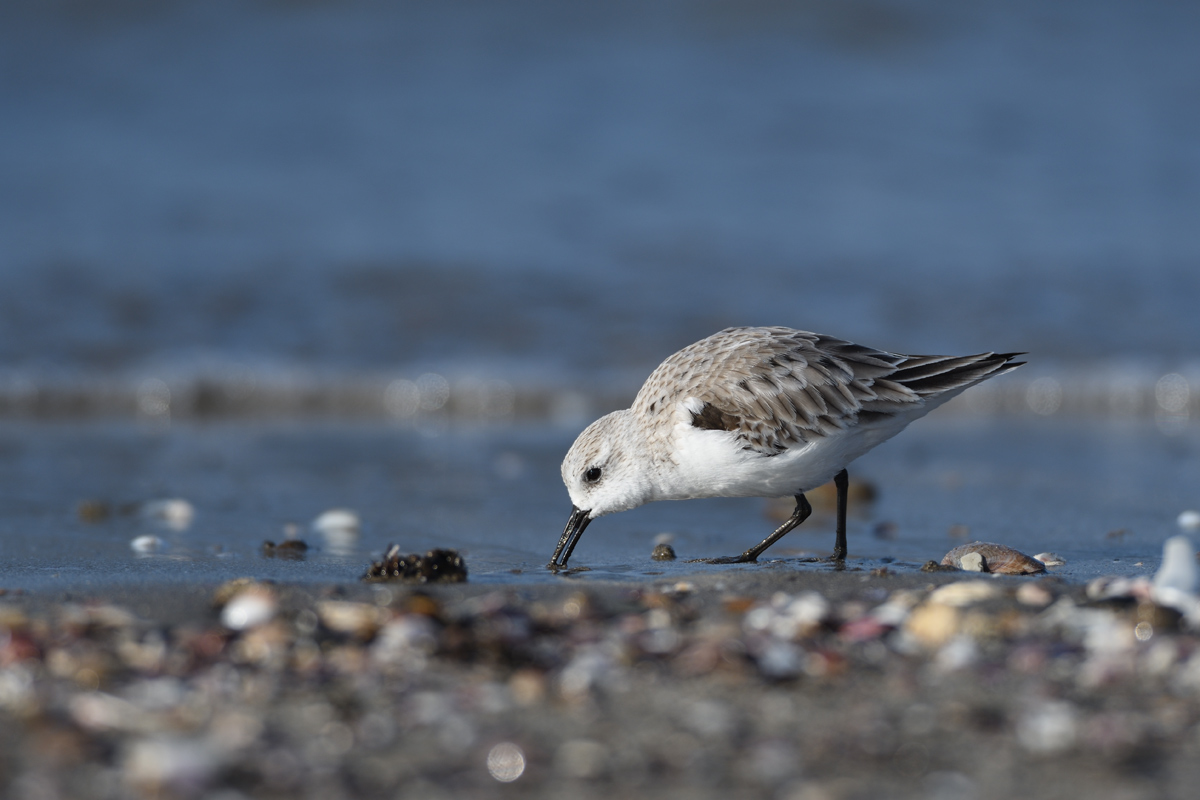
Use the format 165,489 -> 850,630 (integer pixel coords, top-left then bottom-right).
548,505 -> 591,569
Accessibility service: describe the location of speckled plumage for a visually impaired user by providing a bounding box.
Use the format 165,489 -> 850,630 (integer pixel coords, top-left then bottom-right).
551,327 -> 1023,568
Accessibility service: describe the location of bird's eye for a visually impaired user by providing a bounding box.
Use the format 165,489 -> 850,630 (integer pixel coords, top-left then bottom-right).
584,467 -> 602,483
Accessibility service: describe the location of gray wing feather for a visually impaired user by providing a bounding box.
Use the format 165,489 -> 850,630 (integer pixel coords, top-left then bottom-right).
633,327 -> 1023,457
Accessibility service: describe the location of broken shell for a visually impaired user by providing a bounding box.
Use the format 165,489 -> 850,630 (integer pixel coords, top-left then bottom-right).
941,542 -> 1045,575
1034,552 -> 1066,566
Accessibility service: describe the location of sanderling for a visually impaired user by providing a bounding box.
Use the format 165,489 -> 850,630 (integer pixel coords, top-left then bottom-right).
551,327 -> 1023,568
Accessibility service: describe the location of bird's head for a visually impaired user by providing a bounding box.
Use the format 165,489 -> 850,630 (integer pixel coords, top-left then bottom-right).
550,410 -> 651,568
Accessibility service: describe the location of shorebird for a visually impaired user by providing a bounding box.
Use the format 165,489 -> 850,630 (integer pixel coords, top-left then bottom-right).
551,327 -> 1023,568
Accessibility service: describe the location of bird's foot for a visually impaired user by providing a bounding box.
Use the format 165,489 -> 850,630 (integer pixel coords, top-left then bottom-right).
546,563 -> 592,575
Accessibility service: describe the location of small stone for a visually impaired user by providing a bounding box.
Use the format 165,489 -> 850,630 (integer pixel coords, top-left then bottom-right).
77,500 -> 111,523
651,543 -> 677,561
261,539 -> 308,560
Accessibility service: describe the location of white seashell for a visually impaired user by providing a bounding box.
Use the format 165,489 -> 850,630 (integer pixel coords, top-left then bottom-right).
130,535 -> 165,554
312,509 -> 360,533
1152,536 -> 1200,618
140,499 -> 195,531
1153,536 -> 1197,595
1034,552 -> 1066,566
312,509 -> 360,554
220,587 -> 277,631
1178,510 -> 1200,531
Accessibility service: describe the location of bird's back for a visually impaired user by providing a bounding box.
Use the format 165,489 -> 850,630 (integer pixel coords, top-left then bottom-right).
632,326 -> 1023,460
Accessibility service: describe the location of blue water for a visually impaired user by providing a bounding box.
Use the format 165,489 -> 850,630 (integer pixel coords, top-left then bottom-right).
0,2 -> 1197,590
0,417 -> 1193,590
1,0 -> 1199,388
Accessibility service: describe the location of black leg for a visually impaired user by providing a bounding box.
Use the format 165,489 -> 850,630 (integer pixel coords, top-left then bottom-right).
832,468 -> 848,561
696,493 -> 813,564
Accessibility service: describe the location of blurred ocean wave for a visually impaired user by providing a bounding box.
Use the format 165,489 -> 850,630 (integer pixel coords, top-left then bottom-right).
1,362 -> 1196,426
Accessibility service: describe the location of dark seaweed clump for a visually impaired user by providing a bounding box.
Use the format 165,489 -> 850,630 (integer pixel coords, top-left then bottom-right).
363,545 -> 467,583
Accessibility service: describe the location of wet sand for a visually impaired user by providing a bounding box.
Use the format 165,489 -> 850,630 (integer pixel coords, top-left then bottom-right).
3,561 -> 1199,800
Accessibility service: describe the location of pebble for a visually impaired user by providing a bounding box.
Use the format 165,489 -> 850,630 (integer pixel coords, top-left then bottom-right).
651,543 -> 677,561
